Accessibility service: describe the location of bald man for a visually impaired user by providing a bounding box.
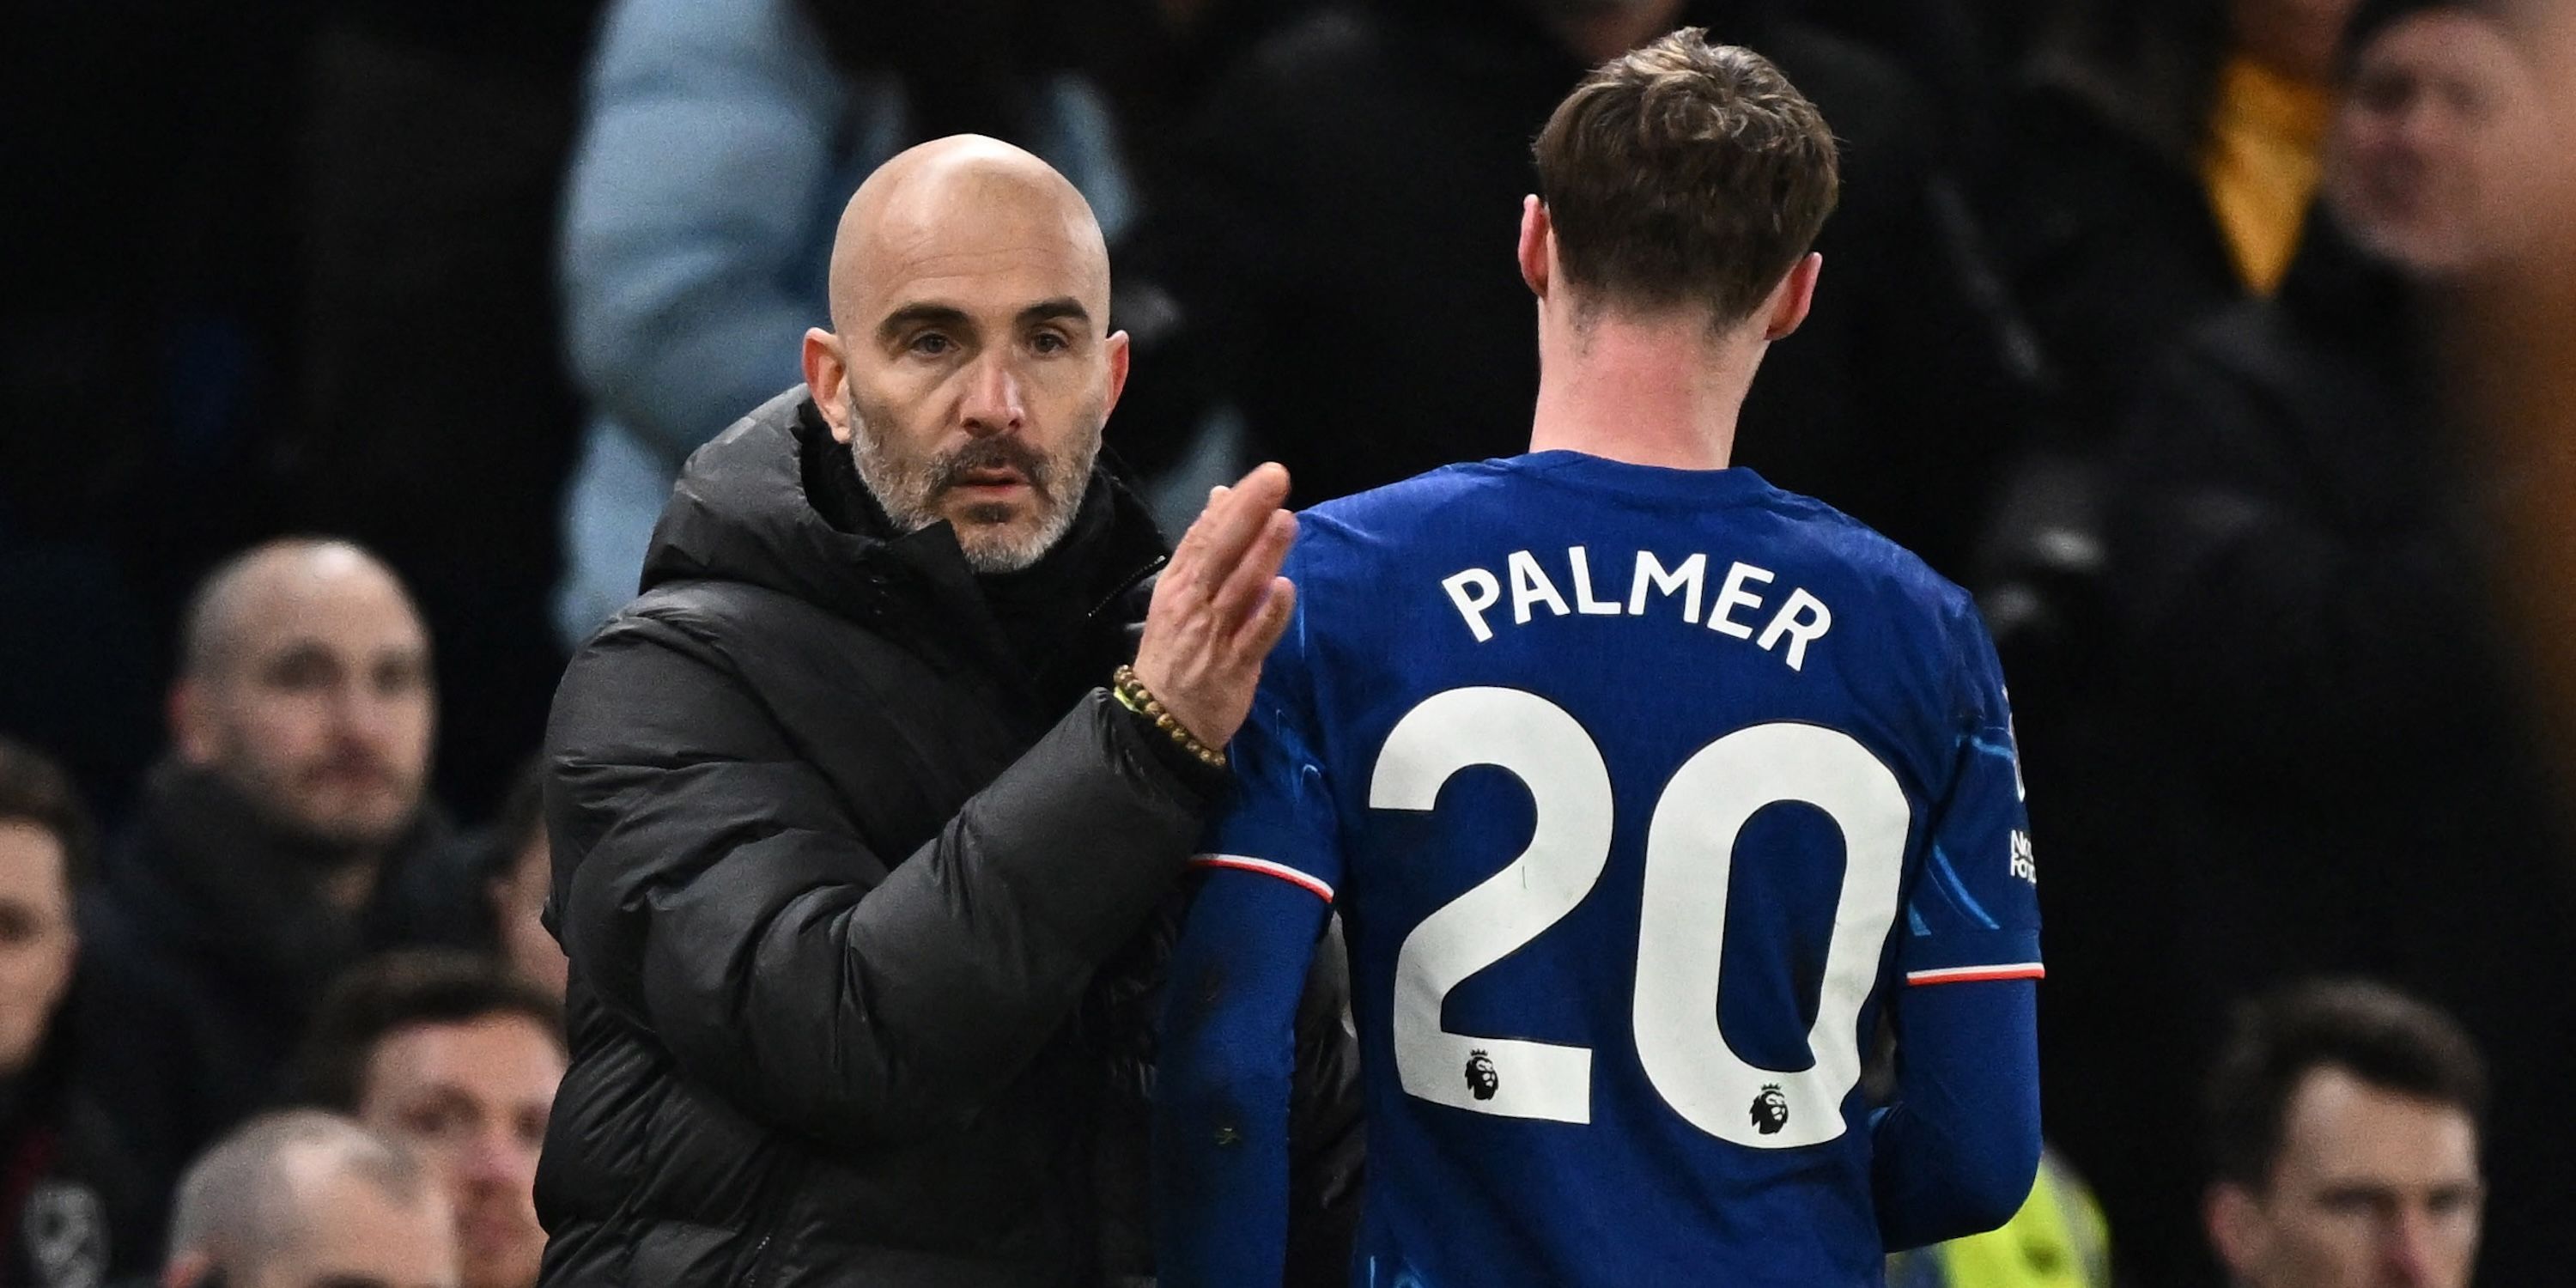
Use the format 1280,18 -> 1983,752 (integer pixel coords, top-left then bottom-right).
536,137 -> 1362,1286
76,538 -> 485,1224
165,1110 -> 458,1288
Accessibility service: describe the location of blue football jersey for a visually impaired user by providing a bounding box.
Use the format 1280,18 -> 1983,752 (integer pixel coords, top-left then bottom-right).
1199,452 -> 2042,1286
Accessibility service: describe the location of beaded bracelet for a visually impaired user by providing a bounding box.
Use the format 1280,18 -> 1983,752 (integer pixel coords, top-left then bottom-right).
1111,665 -> 1229,770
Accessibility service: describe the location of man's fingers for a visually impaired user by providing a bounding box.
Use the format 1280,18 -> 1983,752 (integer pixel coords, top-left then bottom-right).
1210,509 -> 1297,624
1233,576 -> 1298,658
1185,463 -> 1292,579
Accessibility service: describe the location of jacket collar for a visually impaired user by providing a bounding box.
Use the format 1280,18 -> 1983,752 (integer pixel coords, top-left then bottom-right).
641,389 -> 1169,696
100,762 -> 454,983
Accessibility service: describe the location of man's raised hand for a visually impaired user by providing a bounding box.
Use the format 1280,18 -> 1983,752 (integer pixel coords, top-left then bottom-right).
1132,463 -> 1298,749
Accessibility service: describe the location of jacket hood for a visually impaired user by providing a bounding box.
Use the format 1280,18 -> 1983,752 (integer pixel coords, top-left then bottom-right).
641,389 -> 920,624
641,389 -> 1168,631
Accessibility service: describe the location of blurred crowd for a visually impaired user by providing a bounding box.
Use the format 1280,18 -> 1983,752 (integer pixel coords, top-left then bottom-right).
3,0 -> 2573,1285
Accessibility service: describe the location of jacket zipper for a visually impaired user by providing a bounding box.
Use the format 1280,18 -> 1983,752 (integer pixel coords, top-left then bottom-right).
1084,553 -> 1169,624
740,1232 -> 775,1288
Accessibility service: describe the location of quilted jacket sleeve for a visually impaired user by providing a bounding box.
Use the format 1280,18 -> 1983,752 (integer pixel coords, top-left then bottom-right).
544,609 -> 1214,1149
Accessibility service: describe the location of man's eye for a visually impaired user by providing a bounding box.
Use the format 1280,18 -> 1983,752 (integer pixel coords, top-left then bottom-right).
404,1106 -> 469,1139
910,333 -> 954,356
1032,331 -> 1069,355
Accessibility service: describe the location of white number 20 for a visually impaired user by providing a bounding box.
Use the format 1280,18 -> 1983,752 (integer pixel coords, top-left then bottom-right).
1373,687 -> 1908,1149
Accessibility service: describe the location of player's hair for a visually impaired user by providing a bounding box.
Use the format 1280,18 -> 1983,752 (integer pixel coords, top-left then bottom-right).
293,948 -> 566,1112
0,736 -> 96,887
167,1110 -> 434,1272
2203,978 -> 2487,1188
1530,29 -> 1841,330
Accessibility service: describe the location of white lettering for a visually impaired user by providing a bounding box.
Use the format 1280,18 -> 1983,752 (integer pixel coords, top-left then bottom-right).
1508,550 -> 1571,625
1627,551 -> 1706,623
1568,547 -> 1624,616
1706,562 -> 1774,639
1756,589 -> 1832,671
1443,568 -> 1503,643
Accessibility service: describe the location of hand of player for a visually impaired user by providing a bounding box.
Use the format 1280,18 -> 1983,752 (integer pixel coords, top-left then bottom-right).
1133,462 -> 1298,750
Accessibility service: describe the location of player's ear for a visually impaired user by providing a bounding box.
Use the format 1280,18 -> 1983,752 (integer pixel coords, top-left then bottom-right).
803,327 -> 856,444
2204,1182 -> 2267,1278
1761,252 -> 1822,341
1518,196 -> 1552,300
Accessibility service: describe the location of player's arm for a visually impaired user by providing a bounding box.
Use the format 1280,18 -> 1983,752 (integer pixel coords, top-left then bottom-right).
1874,605 -> 2045,1250
1153,556 -> 1346,1287
1872,973 -> 2041,1249
1156,866 -> 1334,1287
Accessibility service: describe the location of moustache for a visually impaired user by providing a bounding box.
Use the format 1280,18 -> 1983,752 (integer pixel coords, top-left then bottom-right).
929,438 -> 1054,498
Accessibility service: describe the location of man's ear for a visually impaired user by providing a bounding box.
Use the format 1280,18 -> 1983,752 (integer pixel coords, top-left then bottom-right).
169,679 -> 218,769
802,327 -> 855,445
1761,252 -> 1823,341
1518,196 -> 1553,300
1103,329 -> 1133,419
2205,1182 -> 2269,1279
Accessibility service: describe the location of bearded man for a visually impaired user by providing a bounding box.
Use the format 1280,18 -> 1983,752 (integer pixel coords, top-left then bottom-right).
532,135 -> 1362,1287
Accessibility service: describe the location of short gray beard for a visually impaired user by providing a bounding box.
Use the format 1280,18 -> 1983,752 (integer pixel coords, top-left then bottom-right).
847,398 -> 1099,574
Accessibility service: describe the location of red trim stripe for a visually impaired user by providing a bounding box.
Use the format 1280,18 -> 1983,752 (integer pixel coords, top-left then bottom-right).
1190,854 -> 1335,902
1906,963 -> 2046,987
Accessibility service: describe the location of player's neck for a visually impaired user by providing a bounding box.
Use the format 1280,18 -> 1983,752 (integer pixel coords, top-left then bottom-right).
1528,312 -> 1759,471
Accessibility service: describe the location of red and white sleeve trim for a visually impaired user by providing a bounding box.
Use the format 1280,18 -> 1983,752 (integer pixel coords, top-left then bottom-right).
1905,963 -> 2046,986
1189,854 -> 1335,902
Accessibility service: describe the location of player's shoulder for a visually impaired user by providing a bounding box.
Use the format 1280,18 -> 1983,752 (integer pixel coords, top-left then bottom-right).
1299,459 -> 1521,539
1748,483 -> 1979,627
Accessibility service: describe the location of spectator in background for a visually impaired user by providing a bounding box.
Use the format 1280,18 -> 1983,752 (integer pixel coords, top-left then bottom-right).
75,538 -> 479,1215
1115,0 -> 2038,578
286,0 -> 606,819
162,1110 -> 457,1288
1886,1151 -> 2113,1288
0,738 -> 151,1285
472,761 -> 566,999
2202,981 -> 2485,1288
551,0 -> 1141,644
1990,0 -> 2363,437
295,951 -> 565,1288
2112,4 -> 2570,1281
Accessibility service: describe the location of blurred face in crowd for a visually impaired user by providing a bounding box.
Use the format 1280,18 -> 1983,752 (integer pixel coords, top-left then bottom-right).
805,136 -> 1128,573
173,544 -> 434,850
0,820 -> 76,1077
2208,1066 -> 2483,1288
357,1015 -> 565,1288
216,1157 -> 459,1288
487,829 -> 566,1000
2328,10 -> 2549,278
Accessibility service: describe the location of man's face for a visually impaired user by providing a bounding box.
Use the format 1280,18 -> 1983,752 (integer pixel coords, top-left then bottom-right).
356,1017 -> 565,1288
2328,11 -> 2549,277
486,832 -> 566,1000
176,550 -> 434,849
0,822 -> 76,1077
247,1168 -> 458,1288
816,165 -> 1127,573
2210,1066 -> 2484,1288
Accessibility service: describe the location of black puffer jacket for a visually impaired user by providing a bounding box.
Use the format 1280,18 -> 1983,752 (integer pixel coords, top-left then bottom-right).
535,391 -> 1362,1287
74,763 -> 476,1219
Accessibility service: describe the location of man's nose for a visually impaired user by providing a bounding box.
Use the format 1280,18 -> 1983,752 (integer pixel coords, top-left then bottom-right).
465,1123 -> 538,1188
2379,1208 -> 2441,1286
961,354 -> 1027,435
331,677 -> 403,743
